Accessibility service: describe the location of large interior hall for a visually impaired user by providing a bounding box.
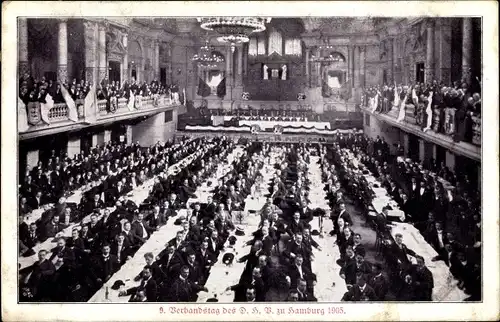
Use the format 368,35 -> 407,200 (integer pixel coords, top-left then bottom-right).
18,17 -> 481,303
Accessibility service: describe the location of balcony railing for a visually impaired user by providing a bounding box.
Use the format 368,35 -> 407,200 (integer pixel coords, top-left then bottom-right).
21,94 -> 178,133
363,102 -> 481,147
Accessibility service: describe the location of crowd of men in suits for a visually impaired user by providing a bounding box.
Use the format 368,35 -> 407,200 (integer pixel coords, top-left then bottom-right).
362,78 -> 481,144
18,71 -> 180,114
221,143 -> 324,302
19,136 -> 234,301
19,131 -> 481,302
320,133 -> 480,301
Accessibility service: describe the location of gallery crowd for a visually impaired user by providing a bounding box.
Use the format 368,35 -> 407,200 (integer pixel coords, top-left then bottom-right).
361,78 -> 481,144
18,71 -> 182,114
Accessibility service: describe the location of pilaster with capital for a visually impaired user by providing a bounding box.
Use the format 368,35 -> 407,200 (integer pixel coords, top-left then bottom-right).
97,23 -> 108,83
347,45 -> 353,87
359,46 -> 366,88
19,18 -> 29,75
58,19 -> 68,82
122,33 -> 129,82
436,19 -> 451,84
84,20 -> 98,84
461,18 -> 473,84
353,46 -> 360,87
425,21 -> 435,83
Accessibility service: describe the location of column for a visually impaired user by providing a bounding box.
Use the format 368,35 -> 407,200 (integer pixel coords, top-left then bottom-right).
393,38 -> 400,83
461,18 -> 473,84
154,39 -> 160,80
57,19 -> 68,82
425,22 -> 435,83
92,134 -> 99,146
305,48 -> 310,78
26,150 -> 39,170
18,18 -> 29,75
347,45 -> 353,86
243,43 -> 248,76
419,139 -> 425,163
236,45 -> 243,85
315,48 -> 321,87
225,46 -> 233,98
445,150 -> 455,172
98,23 -> 107,83
437,19 -> 452,84
126,125 -> 133,144
84,20 -> 98,85
353,46 -> 360,87
122,33 -> 128,83
402,133 -> 410,157
359,46 -> 366,88
67,137 -> 81,158
388,38 -> 394,83
104,130 -> 112,143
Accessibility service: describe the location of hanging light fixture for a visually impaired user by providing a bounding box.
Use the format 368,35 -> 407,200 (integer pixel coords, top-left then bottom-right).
192,40 -> 225,67
197,17 -> 271,52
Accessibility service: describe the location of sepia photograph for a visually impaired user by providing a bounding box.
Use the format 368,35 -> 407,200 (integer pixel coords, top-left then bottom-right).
2,1 -> 499,321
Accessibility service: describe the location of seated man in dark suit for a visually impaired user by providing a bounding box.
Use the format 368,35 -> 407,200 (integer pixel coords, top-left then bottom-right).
296,278 -> 317,302
287,254 -> 316,294
368,263 -> 389,300
89,244 -> 119,289
22,222 -> 42,249
119,266 -> 158,302
49,237 -> 76,269
161,265 -> 208,302
26,250 -> 56,301
40,215 -> 65,241
341,275 -> 377,301
110,234 -> 132,265
131,213 -> 155,245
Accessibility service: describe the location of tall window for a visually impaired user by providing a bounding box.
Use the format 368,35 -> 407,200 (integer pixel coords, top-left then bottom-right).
284,38 -> 302,56
248,38 -> 258,56
257,37 -> 266,55
268,29 -> 282,55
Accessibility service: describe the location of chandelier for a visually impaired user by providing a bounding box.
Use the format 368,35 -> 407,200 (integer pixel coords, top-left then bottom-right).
192,41 -> 225,67
197,17 -> 271,51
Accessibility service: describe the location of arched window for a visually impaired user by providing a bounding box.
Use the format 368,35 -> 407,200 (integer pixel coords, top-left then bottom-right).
325,52 -> 346,62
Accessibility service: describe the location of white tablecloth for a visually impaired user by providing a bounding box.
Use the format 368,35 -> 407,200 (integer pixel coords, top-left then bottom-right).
345,150 -> 465,301
19,149 -> 198,272
239,120 -> 330,130
390,222 -> 467,301
198,153 -> 278,302
89,146 -> 245,302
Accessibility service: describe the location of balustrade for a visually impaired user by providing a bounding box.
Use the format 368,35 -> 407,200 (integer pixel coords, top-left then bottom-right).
362,103 -> 480,146
48,103 -> 69,122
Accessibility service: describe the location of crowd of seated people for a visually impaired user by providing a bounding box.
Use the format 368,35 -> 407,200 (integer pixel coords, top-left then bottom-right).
18,136 -> 231,301
19,71 -> 181,115
318,133 -> 481,301
362,78 -> 481,144
218,143 -> 325,302
209,108 -> 318,122
20,137 -> 284,302
19,73 -> 92,105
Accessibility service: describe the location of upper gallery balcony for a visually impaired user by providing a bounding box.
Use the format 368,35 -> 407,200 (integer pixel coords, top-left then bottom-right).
19,93 -> 183,140
360,100 -> 480,162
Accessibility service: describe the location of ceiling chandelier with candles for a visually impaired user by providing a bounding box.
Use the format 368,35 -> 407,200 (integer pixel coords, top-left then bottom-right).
192,40 -> 225,68
197,17 -> 271,51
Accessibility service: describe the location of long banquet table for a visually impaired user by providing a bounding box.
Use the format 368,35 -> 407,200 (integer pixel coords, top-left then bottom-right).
239,120 -> 331,130
89,146 -> 244,302
197,152 -> 277,302
19,148 -> 198,272
345,150 -> 466,301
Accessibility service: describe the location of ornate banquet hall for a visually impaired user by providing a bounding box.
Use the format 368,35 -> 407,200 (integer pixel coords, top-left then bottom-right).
17,16 -> 481,303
